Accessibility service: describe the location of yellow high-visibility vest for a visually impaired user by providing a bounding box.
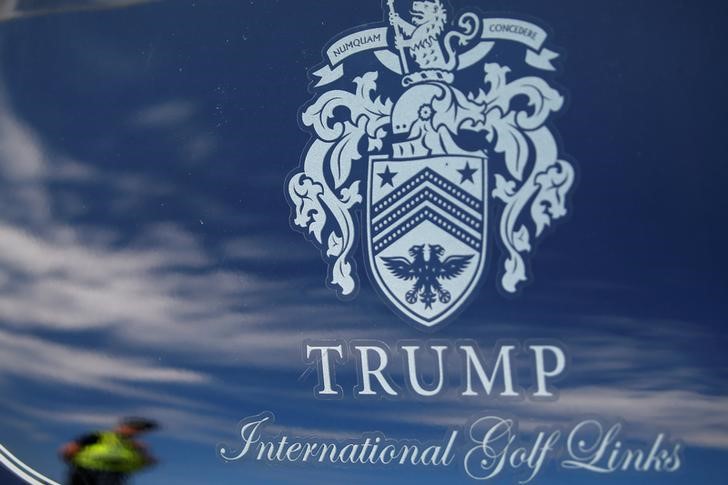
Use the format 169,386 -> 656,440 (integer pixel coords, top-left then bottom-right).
72,432 -> 146,473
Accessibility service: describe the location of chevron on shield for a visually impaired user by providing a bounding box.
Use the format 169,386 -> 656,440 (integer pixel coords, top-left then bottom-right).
366,155 -> 488,328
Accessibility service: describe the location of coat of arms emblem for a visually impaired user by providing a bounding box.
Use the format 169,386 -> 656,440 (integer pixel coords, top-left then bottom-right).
287,0 -> 575,329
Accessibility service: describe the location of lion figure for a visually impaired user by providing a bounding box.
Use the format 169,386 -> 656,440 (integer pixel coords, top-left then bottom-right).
390,0 -> 455,71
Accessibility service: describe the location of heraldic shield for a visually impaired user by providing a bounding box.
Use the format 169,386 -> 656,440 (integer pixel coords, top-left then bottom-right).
366,154 -> 488,328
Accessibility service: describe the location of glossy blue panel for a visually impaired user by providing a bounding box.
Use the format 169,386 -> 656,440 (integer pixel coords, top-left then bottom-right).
0,0 -> 726,483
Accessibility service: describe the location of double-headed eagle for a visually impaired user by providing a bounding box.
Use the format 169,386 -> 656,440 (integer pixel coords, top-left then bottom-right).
382,244 -> 473,309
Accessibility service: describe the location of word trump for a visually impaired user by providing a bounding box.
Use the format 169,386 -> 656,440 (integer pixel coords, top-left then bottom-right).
303,341 -> 567,400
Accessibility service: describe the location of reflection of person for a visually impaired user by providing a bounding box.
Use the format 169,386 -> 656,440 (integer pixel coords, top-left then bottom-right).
60,418 -> 158,485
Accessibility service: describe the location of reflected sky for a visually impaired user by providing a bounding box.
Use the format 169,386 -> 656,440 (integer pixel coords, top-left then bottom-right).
0,0 -> 727,483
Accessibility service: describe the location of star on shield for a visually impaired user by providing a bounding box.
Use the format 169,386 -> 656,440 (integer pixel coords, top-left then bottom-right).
378,165 -> 398,187
458,162 -> 477,184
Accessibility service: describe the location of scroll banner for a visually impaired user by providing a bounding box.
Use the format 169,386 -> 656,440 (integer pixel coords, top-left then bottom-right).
481,18 -> 559,71
313,27 -> 389,86
312,18 -> 559,87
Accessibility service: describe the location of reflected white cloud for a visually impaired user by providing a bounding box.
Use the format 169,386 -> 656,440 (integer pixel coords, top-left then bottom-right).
0,0 -> 160,21
0,329 -> 208,387
0,96 -> 51,225
130,100 -> 196,129
128,100 -> 218,163
4,403 -> 232,446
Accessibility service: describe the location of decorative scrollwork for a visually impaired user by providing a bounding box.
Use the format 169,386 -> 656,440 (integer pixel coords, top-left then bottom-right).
288,72 -> 392,296
478,63 -> 575,293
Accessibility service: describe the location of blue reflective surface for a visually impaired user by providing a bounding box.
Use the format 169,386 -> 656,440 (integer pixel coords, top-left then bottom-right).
0,0 -> 726,483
